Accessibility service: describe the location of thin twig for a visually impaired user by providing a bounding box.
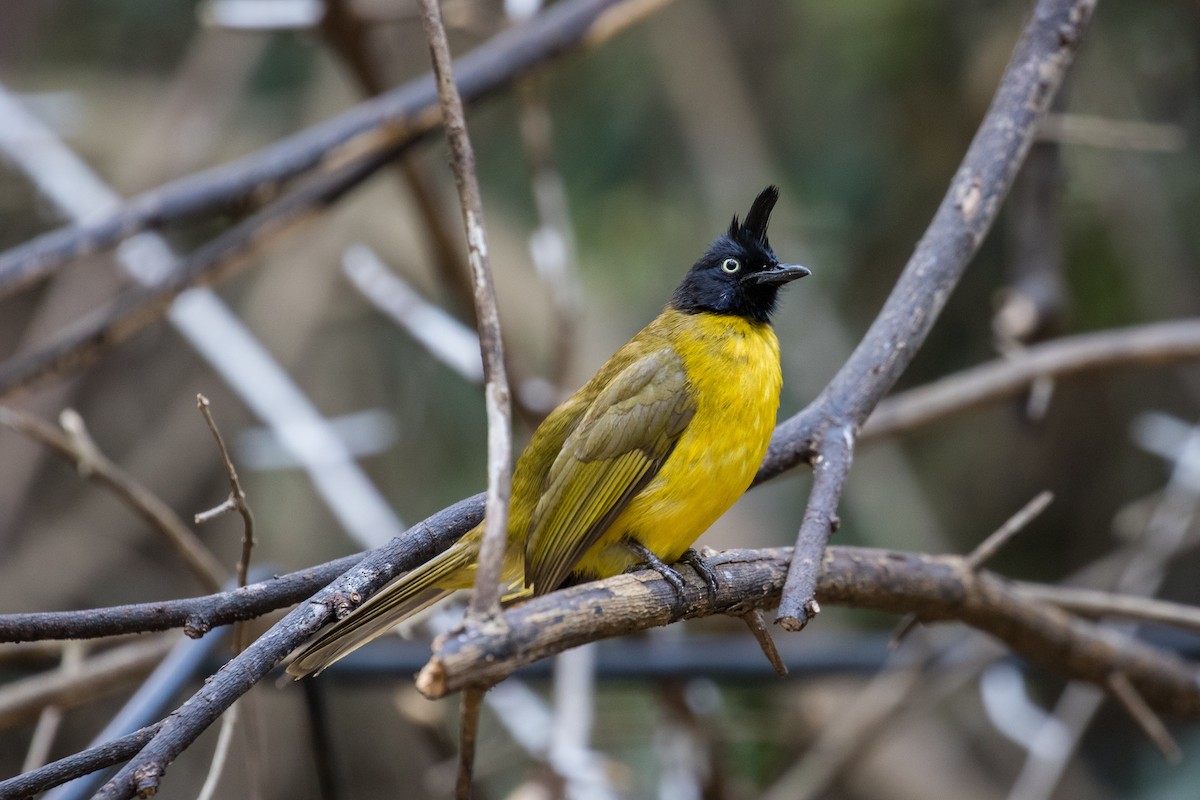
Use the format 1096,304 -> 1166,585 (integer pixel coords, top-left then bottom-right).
1105,672 -> 1182,763
193,394 -> 258,799
0,552 -> 363,642
892,490 -> 1055,646
418,2 -> 513,790
416,0 -> 513,625
455,687 -> 486,800
1013,582 -> 1200,633
195,394 -> 255,592
738,609 -> 787,677
0,406 -> 226,591
776,423 -> 853,629
195,701 -> 241,800
857,319 -> 1200,447
966,490 -> 1055,570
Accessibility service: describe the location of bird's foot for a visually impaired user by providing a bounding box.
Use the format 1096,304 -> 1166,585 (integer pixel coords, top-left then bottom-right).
677,548 -> 719,605
623,539 -> 688,604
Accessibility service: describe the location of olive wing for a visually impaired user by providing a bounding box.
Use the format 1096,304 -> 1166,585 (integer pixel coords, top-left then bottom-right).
523,347 -> 696,594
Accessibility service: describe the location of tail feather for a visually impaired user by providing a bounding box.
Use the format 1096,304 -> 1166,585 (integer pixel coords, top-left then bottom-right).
287,539 -> 475,678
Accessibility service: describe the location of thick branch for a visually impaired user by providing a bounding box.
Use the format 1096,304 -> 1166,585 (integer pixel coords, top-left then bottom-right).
763,0 -> 1097,481
0,0 -> 630,301
417,547 -> 1200,720
771,0 -> 1096,625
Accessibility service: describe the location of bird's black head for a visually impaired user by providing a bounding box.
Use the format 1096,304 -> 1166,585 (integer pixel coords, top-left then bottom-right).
670,185 -> 809,324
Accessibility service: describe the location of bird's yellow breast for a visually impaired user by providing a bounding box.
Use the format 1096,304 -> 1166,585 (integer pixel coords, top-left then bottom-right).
573,308 -> 782,578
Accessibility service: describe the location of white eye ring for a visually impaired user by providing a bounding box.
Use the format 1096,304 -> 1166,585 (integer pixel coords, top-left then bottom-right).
721,257 -> 741,274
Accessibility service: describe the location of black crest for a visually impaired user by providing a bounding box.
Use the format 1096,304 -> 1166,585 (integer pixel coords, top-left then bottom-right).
728,185 -> 779,249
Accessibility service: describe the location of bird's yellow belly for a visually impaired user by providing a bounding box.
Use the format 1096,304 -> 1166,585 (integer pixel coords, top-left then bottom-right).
573,315 -> 782,579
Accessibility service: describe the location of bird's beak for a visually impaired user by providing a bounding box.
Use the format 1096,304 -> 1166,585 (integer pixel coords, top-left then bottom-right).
746,263 -> 811,285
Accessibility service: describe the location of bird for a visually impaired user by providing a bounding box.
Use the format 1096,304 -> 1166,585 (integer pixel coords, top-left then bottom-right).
288,185 -> 808,678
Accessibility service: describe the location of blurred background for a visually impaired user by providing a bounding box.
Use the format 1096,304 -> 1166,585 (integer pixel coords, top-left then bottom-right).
1,1 -> 1200,798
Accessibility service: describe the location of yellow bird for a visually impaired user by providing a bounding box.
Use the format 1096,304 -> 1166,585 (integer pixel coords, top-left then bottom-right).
288,186 -> 808,678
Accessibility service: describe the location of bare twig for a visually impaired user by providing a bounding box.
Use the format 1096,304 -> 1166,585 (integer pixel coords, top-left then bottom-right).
193,395 -> 258,799
195,395 -> 255,591
1013,582 -> 1200,632
1105,672 -> 1182,762
892,490 -> 1054,646
0,406 -> 226,591
416,0 -> 513,625
195,701 -> 242,800
776,423 -> 853,630
0,552 -> 363,643
417,3 -> 513,790
455,687 -> 486,800
857,319 -> 1200,447
737,609 -> 787,677
965,490 -> 1055,571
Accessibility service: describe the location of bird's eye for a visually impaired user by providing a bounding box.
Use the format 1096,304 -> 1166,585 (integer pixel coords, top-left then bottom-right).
721,257 -> 741,274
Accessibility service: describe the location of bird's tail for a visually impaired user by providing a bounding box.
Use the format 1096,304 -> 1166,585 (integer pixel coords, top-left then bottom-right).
287,534 -> 480,679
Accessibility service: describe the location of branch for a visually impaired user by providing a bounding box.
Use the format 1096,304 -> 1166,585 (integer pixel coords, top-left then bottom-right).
416,547 -> 1200,720
764,0 -> 1096,627
0,724 -> 162,799
860,318 -> 1200,444
775,423 -> 853,630
0,553 -> 361,642
417,0 -> 512,625
89,495 -> 483,800
0,0 -> 635,301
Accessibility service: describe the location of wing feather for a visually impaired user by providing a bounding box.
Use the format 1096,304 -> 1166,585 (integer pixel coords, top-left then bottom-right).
524,348 -> 695,593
